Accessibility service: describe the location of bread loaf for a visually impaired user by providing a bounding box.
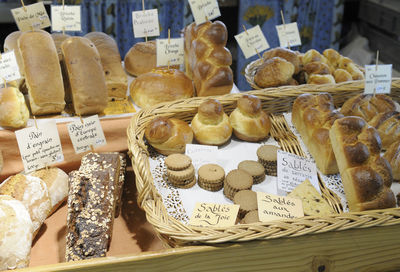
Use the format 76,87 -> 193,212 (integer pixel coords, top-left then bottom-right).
329,116 -> 396,211
85,32 -> 128,99
254,57 -> 295,88
18,30 -> 65,115
384,141 -> 400,181
51,33 -> 72,103
262,47 -> 301,74
61,37 -> 108,115
4,31 -> 25,91
184,21 -> 233,96
0,86 -> 29,128
292,93 -> 343,174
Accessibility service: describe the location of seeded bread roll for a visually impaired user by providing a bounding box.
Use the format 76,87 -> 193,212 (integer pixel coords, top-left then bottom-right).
0,86 -> 29,128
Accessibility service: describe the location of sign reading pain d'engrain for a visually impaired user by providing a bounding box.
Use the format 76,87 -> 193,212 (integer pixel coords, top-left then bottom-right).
51,5 -> 81,32
257,191 -> 304,222
188,0 -> 220,25
0,51 -> 21,82
364,64 -> 392,94
156,38 -> 184,66
132,9 -> 160,38
235,25 -> 269,59
11,2 -> 51,31
189,202 -> 239,227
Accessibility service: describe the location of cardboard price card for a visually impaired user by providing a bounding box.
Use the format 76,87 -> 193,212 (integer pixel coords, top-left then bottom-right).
257,192 -> 304,222
189,202 -> 239,227
0,51 -> 21,82
156,38 -> 184,66
276,22 -> 301,48
51,5 -> 81,32
15,120 -> 64,173
235,25 -> 270,59
364,64 -> 392,94
277,150 -> 320,194
66,115 -> 107,154
132,9 -> 160,38
11,2 -> 51,31
188,0 -> 221,25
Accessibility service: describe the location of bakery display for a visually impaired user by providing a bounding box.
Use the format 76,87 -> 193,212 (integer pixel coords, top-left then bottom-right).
191,99 -> 232,145
130,68 -> 194,109
229,94 -> 271,142
3,31 -> 25,91
145,116 -> 193,155
368,111 -> 400,150
384,141 -> 400,182
223,169 -> 253,200
329,116 -> 396,211
184,20 -> 233,96
85,32 -> 128,100
0,86 -> 29,128
292,93 -> 343,175
197,163 -> 225,191
256,145 -> 279,176
18,30 -> 65,115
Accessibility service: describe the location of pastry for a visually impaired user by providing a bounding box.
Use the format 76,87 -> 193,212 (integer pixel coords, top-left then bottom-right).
302,49 -> 323,65
254,57 -> 295,88
0,86 -> 29,128
237,160 -> 265,184
307,74 -> 335,84
384,141 -> 400,181
256,145 -> 279,176
241,210 -> 259,224
233,190 -> 258,218
323,48 -> 341,69
197,163 -> 225,191
191,99 -> 232,145
368,111 -> 400,150
304,62 -> 331,75
229,94 -> 271,142
223,169 -> 253,200
338,57 -> 364,80
333,69 -> 352,83
262,47 -> 301,74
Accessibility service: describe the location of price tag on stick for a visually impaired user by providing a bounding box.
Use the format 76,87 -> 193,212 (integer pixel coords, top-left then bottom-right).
15,120 -> 64,173
364,64 -> 392,94
156,37 -> 184,66
132,9 -> 160,38
276,22 -> 301,48
235,25 -> 269,59
189,202 -> 239,227
51,5 -> 81,32
0,51 -> 21,82
11,2 -> 51,31
188,0 -> 220,25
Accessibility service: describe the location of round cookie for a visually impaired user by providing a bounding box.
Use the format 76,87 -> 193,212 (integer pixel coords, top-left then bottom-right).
167,164 -> 195,182
241,210 -> 260,224
257,145 -> 279,176
164,154 -> 192,170
198,164 -> 225,191
223,169 -> 253,200
238,160 -> 265,184
233,190 -> 258,218
174,176 -> 197,189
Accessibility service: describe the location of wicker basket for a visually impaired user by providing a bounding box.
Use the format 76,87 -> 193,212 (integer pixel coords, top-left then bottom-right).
127,79 -> 400,247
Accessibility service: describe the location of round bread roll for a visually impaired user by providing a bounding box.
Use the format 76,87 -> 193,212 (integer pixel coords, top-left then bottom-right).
0,174 -> 51,235
254,57 -> 295,88
262,47 -> 301,74
191,99 -> 232,145
124,41 -> 156,76
130,68 -> 194,108
145,116 -> 193,155
0,195 -> 33,270
229,94 -> 271,142
0,86 -> 29,128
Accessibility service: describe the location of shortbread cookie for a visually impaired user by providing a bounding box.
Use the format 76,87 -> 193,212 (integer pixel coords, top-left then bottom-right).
238,160 -> 265,184
167,164 -> 195,182
174,176 -> 197,189
241,210 -> 259,224
164,154 -> 192,170
198,164 -> 225,191
233,190 -> 258,218
257,145 -> 279,176
223,169 -> 253,200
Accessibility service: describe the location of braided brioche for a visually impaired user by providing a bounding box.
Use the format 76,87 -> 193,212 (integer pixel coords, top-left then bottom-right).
329,116 -> 396,211
184,21 -> 233,96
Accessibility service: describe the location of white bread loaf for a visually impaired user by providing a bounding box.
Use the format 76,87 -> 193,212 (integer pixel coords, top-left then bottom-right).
18,30 -> 65,115
292,93 -> 343,174
329,116 -> 396,211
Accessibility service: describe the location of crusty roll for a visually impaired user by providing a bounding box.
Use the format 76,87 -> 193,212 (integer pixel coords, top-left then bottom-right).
124,41 -> 156,77
292,93 -> 343,174
130,68 -> 194,109
85,32 -> 128,99
338,57 -> 364,80
191,99 -> 232,145
307,74 -> 335,85
323,48 -> 341,68
304,62 -> 331,75
0,86 -> 29,128
341,94 -> 396,122
333,69 -> 352,83
0,195 -> 33,270
145,116 -> 193,155
185,20 -> 233,96
329,116 -> 396,211
262,47 -> 301,74
51,33 -> 72,103
254,57 -> 295,88
61,36 -> 108,115
384,141 -> 400,181
369,111 -> 400,150
4,31 -> 25,91
18,30 -> 65,115
229,94 -> 271,142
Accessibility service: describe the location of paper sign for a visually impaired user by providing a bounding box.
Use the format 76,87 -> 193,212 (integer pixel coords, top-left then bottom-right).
11,2 -> 51,31
189,202 -> 239,227
0,51 -> 21,82
364,64 -> 392,94
257,192 -> 304,222
132,9 -> 160,38
235,25 -> 270,59
15,120 -> 64,173
188,0 -> 220,25
276,22 -> 301,48
51,5 -> 81,32
277,150 -> 320,194
156,38 -> 184,66
66,115 -> 106,154
185,144 -> 218,170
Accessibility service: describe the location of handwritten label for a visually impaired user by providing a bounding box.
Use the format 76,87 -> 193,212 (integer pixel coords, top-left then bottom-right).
156,38 -> 184,66
132,9 -> 160,38
364,64 -> 392,94
15,120 -> 64,173
66,115 -> 106,154
11,2 -> 51,31
51,5 -> 81,31
0,51 -> 21,82
189,202 -> 239,227
185,144 -> 218,170
276,22 -> 301,48
235,25 -> 270,59
257,192 -> 304,222
277,150 -> 319,194
188,0 -> 220,25
103,99 -> 136,115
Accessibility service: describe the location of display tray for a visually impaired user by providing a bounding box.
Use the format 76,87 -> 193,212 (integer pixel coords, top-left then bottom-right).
127,78 -> 400,247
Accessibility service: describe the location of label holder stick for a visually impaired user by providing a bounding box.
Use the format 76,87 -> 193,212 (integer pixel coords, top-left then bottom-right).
21,0 -> 27,12
33,115 -> 38,129
280,10 -> 291,50
167,28 -> 171,69
242,24 -> 261,59
62,0 -> 65,35
373,50 -> 379,97
142,0 -> 148,42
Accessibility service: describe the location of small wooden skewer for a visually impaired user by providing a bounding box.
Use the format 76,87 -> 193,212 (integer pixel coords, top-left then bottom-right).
280,10 -> 291,49
33,116 -> 38,129
21,0 -> 27,12
373,50 -> 380,97
142,0 -> 148,42
242,24 -> 262,59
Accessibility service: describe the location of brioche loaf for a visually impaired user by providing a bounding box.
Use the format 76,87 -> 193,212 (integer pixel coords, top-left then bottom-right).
254,57 -> 295,88
191,99 -> 232,145
18,30 -> 65,115
61,37 -> 108,115
329,116 -> 396,211
369,111 -> 400,150
4,31 -> 25,91
384,141 -> 400,181
85,32 -> 128,99
292,93 -> 343,174
51,33 -> 72,103
184,20 -> 233,96
0,86 -> 29,128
